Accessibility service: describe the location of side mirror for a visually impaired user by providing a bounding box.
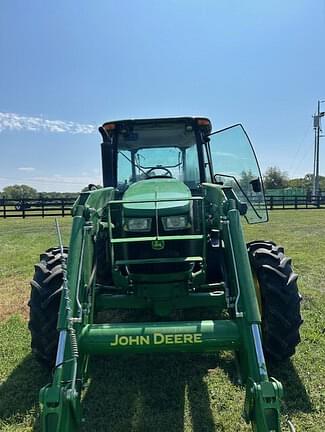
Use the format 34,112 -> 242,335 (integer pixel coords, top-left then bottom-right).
250,178 -> 262,193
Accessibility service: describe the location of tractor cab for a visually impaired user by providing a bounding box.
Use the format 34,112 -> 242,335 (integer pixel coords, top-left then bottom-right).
99,117 -> 211,193
99,117 -> 267,224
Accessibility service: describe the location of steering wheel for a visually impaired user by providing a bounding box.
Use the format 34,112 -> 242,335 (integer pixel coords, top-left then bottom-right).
145,166 -> 173,179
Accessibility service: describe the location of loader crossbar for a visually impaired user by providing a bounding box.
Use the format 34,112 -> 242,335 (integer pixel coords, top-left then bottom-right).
78,319 -> 241,353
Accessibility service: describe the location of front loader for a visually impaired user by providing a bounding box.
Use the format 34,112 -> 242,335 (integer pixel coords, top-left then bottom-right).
28,117 -> 302,431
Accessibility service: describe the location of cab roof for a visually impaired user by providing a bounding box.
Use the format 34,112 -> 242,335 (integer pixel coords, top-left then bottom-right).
101,116 -> 212,132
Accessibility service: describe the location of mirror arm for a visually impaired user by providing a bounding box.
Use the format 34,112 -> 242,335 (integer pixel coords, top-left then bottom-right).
214,173 -> 262,220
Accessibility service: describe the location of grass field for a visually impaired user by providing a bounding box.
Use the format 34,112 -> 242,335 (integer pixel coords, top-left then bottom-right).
0,211 -> 324,432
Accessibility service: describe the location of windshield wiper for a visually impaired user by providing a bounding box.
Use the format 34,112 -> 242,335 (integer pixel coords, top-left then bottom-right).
138,162 -> 182,169
118,151 -> 148,176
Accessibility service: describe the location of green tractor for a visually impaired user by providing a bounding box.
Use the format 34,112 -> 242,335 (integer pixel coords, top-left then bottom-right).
28,117 -> 302,431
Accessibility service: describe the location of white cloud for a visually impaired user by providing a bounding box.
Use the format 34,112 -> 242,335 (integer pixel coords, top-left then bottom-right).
18,167 -> 35,171
31,174 -> 101,186
0,112 -> 97,134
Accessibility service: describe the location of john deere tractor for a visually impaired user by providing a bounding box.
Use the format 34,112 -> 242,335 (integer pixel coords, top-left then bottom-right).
28,117 -> 302,431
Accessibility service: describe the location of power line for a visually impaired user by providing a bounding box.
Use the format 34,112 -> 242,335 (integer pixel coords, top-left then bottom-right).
288,122 -> 312,177
312,100 -> 325,195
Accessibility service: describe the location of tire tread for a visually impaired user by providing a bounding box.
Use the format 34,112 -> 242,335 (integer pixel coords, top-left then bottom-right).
28,247 -> 66,367
247,240 -> 302,362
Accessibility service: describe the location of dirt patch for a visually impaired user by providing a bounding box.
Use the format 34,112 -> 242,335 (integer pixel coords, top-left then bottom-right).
0,277 -> 30,321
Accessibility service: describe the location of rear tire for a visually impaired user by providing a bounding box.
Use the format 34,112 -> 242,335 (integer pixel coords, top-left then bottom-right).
28,247 -> 67,367
247,240 -> 303,362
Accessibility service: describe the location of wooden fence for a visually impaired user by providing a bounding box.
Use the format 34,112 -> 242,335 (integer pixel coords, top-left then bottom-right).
0,195 -> 324,218
266,195 -> 325,210
0,197 -> 77,218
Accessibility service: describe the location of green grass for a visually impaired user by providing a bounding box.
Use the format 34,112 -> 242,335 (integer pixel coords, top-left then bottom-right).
0,212 -> 324,431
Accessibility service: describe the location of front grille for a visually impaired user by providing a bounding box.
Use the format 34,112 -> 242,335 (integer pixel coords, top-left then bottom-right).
127,238 -> 193,274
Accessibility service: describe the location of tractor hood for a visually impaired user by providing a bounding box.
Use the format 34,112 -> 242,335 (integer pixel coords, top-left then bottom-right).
122,179 -> 192,217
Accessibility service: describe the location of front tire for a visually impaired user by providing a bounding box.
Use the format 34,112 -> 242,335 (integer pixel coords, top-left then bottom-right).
28,247 -> 66,367
247,241 -> 303,362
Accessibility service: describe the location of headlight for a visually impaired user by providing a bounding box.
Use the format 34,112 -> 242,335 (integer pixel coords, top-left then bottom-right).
124,217 -> 152,232
162,215 -> 190,231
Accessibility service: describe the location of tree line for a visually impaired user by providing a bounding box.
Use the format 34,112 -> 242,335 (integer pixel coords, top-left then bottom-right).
0,184 -> 103,199
263,167 -> 325,191
1,185 -> 78,199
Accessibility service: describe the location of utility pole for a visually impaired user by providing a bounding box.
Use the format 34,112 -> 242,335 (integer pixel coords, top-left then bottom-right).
312,100 -> 325,196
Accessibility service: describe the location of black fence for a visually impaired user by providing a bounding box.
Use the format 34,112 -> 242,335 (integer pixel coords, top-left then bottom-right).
266,195 -> 325,210
0,197 -> 77,218
0,195 -> 324,219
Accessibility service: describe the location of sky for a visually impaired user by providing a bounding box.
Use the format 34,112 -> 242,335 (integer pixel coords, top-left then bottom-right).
1,0 -> 325,192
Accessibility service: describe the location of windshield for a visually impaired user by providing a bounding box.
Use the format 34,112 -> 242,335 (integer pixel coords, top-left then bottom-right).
116,123 -> 200,190
208,124 -> 268,224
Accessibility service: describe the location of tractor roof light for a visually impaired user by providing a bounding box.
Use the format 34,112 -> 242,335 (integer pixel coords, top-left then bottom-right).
197,118 -> 211,127
103,123 -> 116,131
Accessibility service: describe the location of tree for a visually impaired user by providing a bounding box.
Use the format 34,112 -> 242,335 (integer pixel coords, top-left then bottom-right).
239,170 -> 255,192
287,174 -> 325,192
2,184 -> 38,199
263,167 -> 288,189
304,173 -> 313,183
81,184 -> 102,192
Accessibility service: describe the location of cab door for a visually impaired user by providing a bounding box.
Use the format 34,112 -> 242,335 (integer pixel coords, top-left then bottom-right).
207,124 -> 268,223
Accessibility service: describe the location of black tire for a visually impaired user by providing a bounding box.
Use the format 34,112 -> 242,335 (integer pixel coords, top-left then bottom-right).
28,247 -> 67,367
247,240 -> 303,362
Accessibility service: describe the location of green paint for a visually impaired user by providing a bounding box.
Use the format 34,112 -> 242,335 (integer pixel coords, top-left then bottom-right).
122,178 -> 192,216
151,239 -> 165,250
79,320 -> 240,353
